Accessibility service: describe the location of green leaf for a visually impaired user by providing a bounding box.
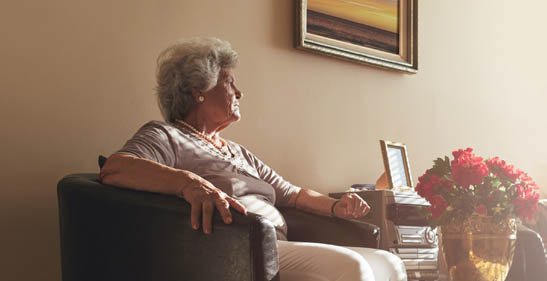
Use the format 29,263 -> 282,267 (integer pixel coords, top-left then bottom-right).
430,156 -> 452,176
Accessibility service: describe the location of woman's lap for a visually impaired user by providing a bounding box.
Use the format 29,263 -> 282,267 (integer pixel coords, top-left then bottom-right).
345,246 -> 408,281
278,240 -> 407,281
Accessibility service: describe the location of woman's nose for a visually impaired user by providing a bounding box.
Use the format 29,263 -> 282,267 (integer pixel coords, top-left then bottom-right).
236,89 -> 243,99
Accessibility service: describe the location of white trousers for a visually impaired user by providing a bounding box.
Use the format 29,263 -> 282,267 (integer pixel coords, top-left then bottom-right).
278,240 -> 407,281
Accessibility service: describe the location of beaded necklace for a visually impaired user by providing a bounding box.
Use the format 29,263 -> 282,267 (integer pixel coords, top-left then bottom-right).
176,119 -> 233,158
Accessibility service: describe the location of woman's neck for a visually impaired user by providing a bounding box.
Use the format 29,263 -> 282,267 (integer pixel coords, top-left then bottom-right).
182,111 -> 220,140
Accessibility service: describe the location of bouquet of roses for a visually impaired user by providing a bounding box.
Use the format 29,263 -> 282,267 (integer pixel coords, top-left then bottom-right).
416,148 -> 540,227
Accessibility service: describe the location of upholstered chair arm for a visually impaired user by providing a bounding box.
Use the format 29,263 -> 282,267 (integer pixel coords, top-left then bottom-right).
279,207 -> 380,248
57,173 -> 279,281
506,224 -> 547,281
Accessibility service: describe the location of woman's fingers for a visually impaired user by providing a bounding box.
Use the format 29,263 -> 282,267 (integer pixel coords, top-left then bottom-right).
214,198 -> 233,224
202,200 -> 215,234
342,194 -> 356,217
338,193 -> 370,219
352,194 -> 368,218
190,194 -> 247,234
226,196 -> 248,215
190,201 -> 201,230
361,201 -> 371,217
184,179 -> 248,233
344,194 -> 357,217
353,196 -> 363,217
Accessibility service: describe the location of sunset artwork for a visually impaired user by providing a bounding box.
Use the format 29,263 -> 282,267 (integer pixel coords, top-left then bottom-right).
307,0 -> 399,54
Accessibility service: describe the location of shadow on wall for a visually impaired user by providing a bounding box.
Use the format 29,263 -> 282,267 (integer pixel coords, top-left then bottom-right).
270,0 -> 295,50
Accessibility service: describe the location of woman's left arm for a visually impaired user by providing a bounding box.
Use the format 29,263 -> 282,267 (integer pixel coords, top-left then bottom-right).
239,146 -> 369,219
289,188 -> 370,220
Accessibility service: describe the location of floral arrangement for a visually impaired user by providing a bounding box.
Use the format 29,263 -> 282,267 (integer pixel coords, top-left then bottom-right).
416,148 -> 540,226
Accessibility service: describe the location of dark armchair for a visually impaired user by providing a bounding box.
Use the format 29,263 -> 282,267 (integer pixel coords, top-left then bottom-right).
505,224 -> 547,281
57,174 -> 380,281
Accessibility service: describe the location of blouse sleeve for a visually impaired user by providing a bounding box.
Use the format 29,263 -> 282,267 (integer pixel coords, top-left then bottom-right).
117,121 -> 177,167
239,146 -> 302,207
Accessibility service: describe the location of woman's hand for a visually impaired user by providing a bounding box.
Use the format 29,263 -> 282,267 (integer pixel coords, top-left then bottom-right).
332,193 -> 370,220
181,178 -> 247,234
101,153 -> 247,235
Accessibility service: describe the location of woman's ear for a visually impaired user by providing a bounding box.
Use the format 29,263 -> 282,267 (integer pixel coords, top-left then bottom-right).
190,88 -> 201,101
190,88 -> 199,98
191,88 -> 205,103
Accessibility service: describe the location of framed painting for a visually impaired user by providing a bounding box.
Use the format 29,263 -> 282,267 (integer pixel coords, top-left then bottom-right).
380,140 -> 413,190
296,0 -> 418,73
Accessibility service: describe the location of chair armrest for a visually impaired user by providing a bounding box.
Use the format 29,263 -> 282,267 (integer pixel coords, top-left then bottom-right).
506,224 -> 547,281
58,174 -> 279,281
279,207 -> 380,248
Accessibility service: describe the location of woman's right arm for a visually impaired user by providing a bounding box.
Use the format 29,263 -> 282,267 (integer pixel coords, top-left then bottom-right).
100,153 -> 247,234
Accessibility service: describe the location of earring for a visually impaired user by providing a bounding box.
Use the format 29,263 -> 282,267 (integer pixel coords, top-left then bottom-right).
198,96 -> 205,102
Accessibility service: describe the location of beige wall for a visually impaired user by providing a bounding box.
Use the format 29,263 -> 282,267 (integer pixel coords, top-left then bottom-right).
1,0 -> 546,280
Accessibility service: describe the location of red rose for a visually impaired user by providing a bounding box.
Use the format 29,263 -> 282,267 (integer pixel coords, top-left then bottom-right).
475,204 -> 487,216
419,149 -> 541,226
486,157 -> 519,183
428,195 -> 448,218
515,183 -> 527,197
416,170 -> 450,202
516,169 -> 537,187
416,181 -> 433,200
512,192 -> 539,220
512,176 -> 540,220
451,148 -> 488,189
452,148 -> 473,160
416,169 -> 434,200
440,179 -> 455,192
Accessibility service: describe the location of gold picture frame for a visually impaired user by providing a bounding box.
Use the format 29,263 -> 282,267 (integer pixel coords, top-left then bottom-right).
380,140 -> 413,189
296,0 -> 418,73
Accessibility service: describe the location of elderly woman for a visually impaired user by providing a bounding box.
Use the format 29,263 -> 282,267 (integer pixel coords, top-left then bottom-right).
100,37 -> 406,281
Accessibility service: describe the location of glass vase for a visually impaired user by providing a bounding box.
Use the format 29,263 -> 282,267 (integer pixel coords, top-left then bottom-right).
440,215 -> 517,281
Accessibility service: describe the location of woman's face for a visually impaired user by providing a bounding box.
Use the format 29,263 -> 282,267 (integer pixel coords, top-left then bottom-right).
199,68 -> 243,127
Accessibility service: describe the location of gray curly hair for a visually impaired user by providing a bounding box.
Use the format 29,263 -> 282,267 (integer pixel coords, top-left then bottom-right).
155,37 -> 239,122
